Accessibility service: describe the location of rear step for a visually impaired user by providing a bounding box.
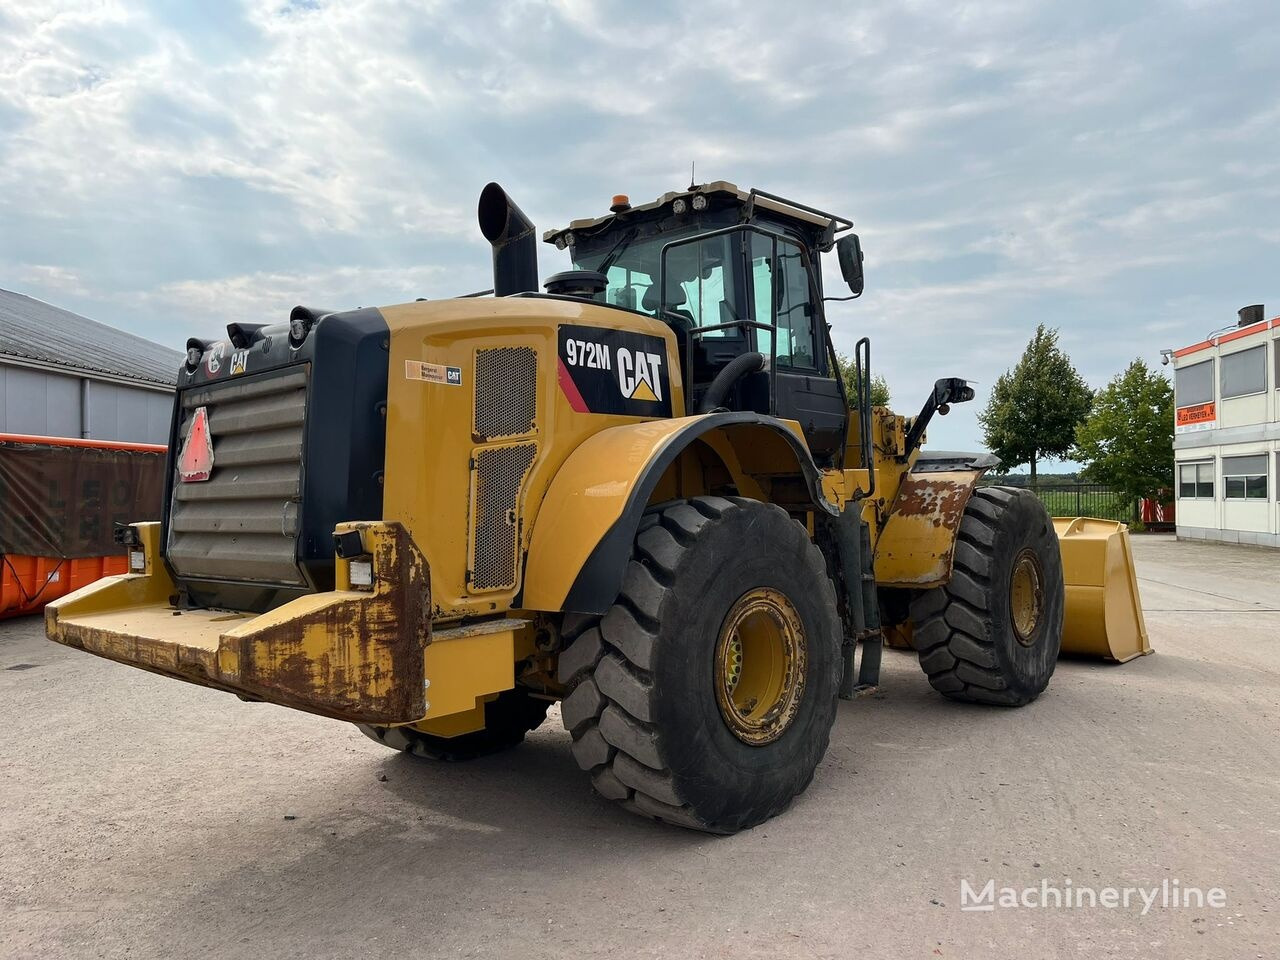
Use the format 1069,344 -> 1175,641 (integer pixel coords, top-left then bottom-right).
46,520 -> 431,723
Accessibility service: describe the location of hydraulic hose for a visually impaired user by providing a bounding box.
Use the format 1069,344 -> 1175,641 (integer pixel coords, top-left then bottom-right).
697,351 -> 765,414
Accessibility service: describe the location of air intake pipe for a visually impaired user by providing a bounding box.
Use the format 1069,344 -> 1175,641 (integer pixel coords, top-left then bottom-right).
477,182 -> 539,296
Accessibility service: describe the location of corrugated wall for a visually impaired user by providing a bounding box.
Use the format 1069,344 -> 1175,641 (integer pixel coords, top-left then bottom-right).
0,361 -> 171,444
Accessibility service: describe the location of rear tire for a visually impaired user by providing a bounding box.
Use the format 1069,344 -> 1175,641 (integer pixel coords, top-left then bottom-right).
909,485 -> 1064,706
356,688 -> 550,761
558,496 -> 841,834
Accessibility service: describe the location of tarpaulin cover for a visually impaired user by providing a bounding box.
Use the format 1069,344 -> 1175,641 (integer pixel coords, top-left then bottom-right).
0,440 -> 166,559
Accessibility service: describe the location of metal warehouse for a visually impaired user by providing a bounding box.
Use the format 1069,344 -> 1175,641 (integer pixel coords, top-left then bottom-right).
1171,304 -> 1280,548
0,288 -> 180,444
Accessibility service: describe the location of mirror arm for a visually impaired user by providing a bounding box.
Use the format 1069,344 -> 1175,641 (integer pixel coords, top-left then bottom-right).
900,378 -> 976,461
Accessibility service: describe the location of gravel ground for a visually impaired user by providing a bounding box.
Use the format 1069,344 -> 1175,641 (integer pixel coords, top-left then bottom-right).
1,534 -> 1277,959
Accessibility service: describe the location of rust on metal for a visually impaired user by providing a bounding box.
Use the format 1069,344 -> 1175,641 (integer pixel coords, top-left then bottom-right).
47,521 -> 431,725
873,470 -> 983,588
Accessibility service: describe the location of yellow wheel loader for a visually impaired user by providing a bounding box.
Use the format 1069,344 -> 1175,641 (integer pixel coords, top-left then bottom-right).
46,180 -> 1148,834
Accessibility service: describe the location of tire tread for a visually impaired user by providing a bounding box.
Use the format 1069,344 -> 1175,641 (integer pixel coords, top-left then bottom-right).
557,496 -> 839,833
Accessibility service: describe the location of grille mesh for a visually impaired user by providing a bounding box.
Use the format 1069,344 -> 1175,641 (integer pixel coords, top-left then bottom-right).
470,442 -> 537,592
474,347 -> 537,440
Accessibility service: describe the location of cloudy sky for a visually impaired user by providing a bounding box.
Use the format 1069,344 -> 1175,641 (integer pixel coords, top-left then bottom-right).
3,0 -> 1278,455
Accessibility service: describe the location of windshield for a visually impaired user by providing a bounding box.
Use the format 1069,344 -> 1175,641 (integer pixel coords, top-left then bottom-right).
572,228 -> 696,316
573,227 -> 751,337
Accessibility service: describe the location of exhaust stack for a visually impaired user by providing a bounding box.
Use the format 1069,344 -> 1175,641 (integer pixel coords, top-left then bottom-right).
477,182 -> 539,296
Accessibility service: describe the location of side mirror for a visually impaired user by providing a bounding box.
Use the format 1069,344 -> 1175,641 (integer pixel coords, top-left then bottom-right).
836,234 -> 864,296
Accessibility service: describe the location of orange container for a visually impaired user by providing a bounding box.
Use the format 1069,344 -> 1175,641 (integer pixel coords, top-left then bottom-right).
0,433 -> 166,619
0,554 -> 131,619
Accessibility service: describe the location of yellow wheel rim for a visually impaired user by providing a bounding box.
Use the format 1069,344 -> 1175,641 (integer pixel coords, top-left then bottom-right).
714,588 -> 806,745
1009,548 -> 1044,646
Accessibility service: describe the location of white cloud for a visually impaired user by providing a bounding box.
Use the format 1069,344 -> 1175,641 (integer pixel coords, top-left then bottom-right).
2,0 -> 1279,456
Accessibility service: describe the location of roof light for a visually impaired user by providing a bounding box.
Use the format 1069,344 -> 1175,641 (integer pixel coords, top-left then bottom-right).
610,194 -> 631,213
691,194 -> 708,211
289,315 -> 311,347
672,198 -> 688,215
564,231 -> 576,248
554,234 -> 567,250
185,339 -> 204,372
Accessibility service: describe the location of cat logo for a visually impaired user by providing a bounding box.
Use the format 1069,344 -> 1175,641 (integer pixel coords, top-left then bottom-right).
230,349 -> 248,376
617,348 -> 663,402
205,342 -> 226,375
557,324 -> 673,418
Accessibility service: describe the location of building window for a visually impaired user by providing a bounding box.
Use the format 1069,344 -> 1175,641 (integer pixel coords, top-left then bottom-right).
1220,345 -> 1266,399
1177,461 -> 1214,499
1222,454 -> 1268,500
1175,358 -> 1214,407
1274,338 -> 1279,390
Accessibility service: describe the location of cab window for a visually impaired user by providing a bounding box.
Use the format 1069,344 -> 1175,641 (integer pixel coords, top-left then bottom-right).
751,234 -> 819,369
663,233 -> 746,336
603,264 -> 652,313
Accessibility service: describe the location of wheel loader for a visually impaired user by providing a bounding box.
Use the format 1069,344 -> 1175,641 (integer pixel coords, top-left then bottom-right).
45,180 -> 1150,834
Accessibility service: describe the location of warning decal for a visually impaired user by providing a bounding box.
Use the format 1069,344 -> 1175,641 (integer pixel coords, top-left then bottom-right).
557,324 -> 672,418
405,359 -> 462,386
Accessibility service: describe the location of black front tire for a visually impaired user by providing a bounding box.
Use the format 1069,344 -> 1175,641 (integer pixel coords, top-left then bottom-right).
558,496 -> 841,834
909,485 -> 1064,706
356,688 -> 550,761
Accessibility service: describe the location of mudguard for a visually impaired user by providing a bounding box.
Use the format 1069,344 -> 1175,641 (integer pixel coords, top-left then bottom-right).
521,412 -> 835,615
874,469 -> 988,589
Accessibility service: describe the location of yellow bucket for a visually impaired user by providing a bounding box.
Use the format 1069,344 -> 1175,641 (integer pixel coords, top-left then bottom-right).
1053,517 -> 1152,662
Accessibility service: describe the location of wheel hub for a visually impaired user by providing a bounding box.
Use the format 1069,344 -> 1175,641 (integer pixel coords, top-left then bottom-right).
1009,548 -> 1045,646
714,588 -> 807,745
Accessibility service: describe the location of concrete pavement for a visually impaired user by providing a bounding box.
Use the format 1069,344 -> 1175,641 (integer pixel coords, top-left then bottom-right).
1,534 -> 1277,959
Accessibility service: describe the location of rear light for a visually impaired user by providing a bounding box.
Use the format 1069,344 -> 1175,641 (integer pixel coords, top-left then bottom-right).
178,406 -> 214,482
349,561 -> 373,590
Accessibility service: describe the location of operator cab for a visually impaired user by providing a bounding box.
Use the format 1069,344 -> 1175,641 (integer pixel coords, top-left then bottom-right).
543,182 -> 865,467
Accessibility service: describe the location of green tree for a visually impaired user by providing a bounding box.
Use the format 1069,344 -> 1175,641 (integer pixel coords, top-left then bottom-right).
1074,359 -> 1174,503
836,353 -> 891,407
977,324 -> 1092,482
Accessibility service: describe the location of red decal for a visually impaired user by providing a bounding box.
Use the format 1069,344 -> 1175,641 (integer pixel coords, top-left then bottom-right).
178,407 -> 214,482
558,356 -> 590,413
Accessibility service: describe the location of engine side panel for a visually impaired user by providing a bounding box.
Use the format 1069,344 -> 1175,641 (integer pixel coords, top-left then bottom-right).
378,297 -> 683,621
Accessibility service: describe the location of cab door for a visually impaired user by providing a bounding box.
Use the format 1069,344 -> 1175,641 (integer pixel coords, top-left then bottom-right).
748,233 -> 847,466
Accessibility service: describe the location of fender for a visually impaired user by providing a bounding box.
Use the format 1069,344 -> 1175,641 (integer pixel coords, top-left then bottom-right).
521,412 -> 837,615
873,451 -> 998,588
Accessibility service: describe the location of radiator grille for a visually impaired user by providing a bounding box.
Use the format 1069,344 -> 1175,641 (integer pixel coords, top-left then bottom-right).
469,442 -> 537,592
167,367 -> 308,585
474,346 -> 537,440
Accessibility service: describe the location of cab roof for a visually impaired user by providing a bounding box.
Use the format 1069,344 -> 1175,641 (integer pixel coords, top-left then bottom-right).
542,181 -> 852,249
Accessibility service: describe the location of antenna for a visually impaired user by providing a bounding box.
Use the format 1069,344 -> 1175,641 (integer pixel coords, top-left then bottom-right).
688,161 -> 696,190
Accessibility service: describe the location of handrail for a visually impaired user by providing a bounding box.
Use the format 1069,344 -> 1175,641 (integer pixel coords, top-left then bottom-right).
851,337 -> 875,502
688,319 -> 775,337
